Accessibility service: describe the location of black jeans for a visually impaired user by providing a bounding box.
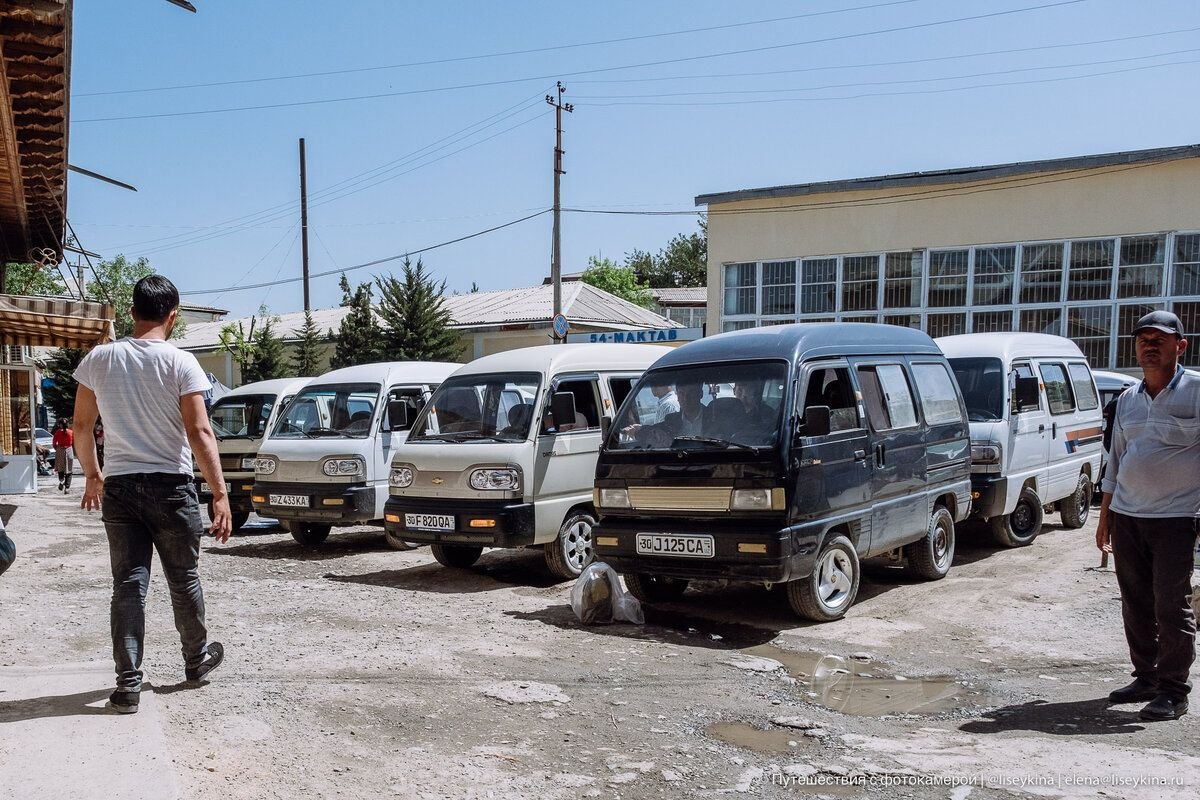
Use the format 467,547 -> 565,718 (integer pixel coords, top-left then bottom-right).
1109,512 -> 1197,700
102,473 -> 209,691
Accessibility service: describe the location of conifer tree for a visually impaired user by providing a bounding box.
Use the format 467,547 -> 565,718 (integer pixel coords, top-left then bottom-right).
329,274 -> 382,369
247,317 -> 289,381
291,309 -> 326,377
375,257 -> 462,362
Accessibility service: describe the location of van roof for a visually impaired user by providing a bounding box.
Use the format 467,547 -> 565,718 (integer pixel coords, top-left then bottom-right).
451,343 -> 673,377
651,323 -> 941,369
221,377 -> 312,398
307,361 -> 461,387
936,333 -> 1087,362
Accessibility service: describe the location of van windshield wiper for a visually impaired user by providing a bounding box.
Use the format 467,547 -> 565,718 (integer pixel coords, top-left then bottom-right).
415,431 -> 513,443
305,427 -> 345,438
216,433 -> 256,441
672,435 -> 761,452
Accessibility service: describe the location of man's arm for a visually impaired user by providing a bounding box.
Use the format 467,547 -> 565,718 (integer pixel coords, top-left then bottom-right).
72,386 -> 103,511
182,392 -> 232,543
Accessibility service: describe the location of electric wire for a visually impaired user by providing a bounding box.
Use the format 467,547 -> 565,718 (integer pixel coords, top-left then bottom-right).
209,223 -> 299,307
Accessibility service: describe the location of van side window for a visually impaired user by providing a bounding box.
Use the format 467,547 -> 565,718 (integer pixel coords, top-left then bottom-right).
608,377 -> 635,415
1039,363 -> 1075,415
545,379 -> 601,433
1010,364 -> 1040,414
802,367 -> 860,432
856,364 -> 919,430
911,363 -> 964,425
1067,364 -> 1099,411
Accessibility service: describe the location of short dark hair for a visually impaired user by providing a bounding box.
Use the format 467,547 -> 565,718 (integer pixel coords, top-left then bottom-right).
131,275 -> 180,323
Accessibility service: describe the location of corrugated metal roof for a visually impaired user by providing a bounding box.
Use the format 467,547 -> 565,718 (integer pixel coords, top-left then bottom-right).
651,287 -> 706,304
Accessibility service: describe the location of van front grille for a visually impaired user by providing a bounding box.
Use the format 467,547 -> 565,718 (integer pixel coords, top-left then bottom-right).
628,486 -> 731,512
220,454 -> 254,471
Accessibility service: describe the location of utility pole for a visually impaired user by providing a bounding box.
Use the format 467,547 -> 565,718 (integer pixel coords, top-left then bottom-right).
299,138 -> 311,312
546,82 -> 573,337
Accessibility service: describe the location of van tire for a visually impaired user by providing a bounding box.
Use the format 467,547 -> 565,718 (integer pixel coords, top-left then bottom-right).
290,523 -> 331,547
904,506 -> 955,580
384,530 -> 418,551
208,502 -> 250,532
1059,474 -> 1092,529
431,543 -> 483,569
787,535 -> 861,622
545,511 -> 596,580
625,574 -> 689,604
991,486 -> 1043,547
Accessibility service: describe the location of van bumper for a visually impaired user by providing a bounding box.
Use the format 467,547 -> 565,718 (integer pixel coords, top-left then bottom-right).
383,496 -> 536,547
969,474 -> 1007,519
195,474 -> 257,514
251,481 -> 376,524
593,517 -> 807,584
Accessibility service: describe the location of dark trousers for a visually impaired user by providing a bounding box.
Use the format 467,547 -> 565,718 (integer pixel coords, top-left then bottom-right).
102,473 -> 209,691
1109,512 -> 1197,700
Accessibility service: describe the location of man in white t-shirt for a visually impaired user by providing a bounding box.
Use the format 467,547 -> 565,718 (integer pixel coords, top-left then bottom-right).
72,275 -> 232,715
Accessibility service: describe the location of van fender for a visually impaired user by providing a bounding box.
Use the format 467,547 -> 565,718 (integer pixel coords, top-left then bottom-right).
532,492 -> 592,544
1001,473 -> 1040,516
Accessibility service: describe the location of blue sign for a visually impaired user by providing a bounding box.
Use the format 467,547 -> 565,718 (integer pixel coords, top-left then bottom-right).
552,313 -> 569,339
565,327 -> 703,344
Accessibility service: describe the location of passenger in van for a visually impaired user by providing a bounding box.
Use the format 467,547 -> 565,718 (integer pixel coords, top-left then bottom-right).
728,379 -> 777,443
627,382 -> 712,447
649,381 -> 680,423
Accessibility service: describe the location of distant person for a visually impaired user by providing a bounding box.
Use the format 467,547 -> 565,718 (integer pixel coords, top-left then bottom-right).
1096,311 -> 1199,722
72,275 -> 232,716
649,382 -> 679,424
0,450 -> 13,577
51,419 -> 73,493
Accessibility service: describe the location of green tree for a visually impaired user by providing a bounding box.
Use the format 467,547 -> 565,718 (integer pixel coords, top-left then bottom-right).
41,347 -> 86,419
291,310 -> 327,377
85,255 -> 157,339
248,317 -> 289,382
581,255 -> 654,309
375,257 -> 462,362
4,261 -> 69,296
625,216 -> 707,289
329,274 -> 382,370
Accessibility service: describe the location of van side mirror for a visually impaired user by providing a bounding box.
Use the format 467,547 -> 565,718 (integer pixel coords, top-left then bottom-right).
797,405 -> 831,439
1014,376 -> 1040,411
550,391 -> 577,429
387,400 -> 409,431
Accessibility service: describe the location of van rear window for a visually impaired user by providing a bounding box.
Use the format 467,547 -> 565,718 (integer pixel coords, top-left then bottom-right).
911,363 -> 964,425
1067,364 -> 1099,411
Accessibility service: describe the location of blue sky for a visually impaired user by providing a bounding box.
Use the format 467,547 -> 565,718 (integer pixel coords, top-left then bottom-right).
67,0 -> 1200,319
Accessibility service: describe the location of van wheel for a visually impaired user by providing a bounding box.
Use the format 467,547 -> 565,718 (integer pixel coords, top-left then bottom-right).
991,486 -> 1043,547
290,523 -> 331,547
431,543 -> 482,569
904,506 -> 955,580
625,574 -> 689,603
787,535 -> 860,622
545,511 -> 596,580
1059,474 -> 1092,529
231,511 -> 250,531
384,530 -> 418,551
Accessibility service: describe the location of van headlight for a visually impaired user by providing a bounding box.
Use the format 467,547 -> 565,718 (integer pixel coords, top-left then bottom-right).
322,458 -> 364,477
390,466 -> 414,488
470,468 -> 521,491
731,488 -> 784,511
254,457 -> 277,475
971,444 -> 1001,465
596,487 -> 630,509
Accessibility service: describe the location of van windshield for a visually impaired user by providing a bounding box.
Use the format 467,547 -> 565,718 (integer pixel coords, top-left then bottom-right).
947,357 -> 1004,422
271,383 -> 380,439
209,394 -> 275,440
609,361 -> 788,451
408,372 -> 541,443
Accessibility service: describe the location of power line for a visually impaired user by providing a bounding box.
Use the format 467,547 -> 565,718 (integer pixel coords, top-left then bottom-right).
178,209 -> 551,296
75,0 -> 922,98
74,0 -> 1089,124
210,223 -> 299,307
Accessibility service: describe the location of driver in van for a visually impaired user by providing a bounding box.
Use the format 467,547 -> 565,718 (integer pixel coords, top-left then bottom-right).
625,382 -> 711,446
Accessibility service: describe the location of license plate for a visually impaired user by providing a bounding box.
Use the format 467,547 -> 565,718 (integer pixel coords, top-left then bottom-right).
199,482 -> 231,494
405,513 -> 454,532
241,458 -> 257,470
269,494 -> 310,508
636,533 -> 714,558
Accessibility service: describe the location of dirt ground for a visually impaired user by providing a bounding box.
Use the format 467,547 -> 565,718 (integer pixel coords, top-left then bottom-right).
2,484 -> 1198,800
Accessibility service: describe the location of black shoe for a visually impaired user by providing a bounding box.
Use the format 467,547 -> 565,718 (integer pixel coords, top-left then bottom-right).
107,689 -> 140,714
1140,694 -> 1188,721
185,642 -> 224,683
1108,678 -> 1158,704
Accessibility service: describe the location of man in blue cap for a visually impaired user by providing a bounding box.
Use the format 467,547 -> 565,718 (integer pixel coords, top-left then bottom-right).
1097,310 -> 1199,721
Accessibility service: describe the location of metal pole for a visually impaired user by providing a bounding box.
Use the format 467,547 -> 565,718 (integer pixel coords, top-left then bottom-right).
546,82 -> 573,339
299,138 -> 311,312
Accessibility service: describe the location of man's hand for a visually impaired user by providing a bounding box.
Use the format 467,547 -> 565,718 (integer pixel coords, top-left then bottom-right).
208,494 -> 233,544
81,472 -> 104,512
1095,514 -> 1111,553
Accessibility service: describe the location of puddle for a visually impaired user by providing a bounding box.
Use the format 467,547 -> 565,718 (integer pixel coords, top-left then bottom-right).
706,722 -> 814,755
743,644 -> 992,716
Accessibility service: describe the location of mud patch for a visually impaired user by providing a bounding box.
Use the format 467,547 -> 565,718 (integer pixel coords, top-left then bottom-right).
706,722 -> 814,755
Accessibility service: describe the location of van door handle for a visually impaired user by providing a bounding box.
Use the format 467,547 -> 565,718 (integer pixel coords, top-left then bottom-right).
1052,423 -> 1058,438
875,444 -> 885,465
1038,424 -> 1045,433
853,449 -> 866,461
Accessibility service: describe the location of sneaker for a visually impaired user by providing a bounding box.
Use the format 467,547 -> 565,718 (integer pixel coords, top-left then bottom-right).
1139,693 -> 1188,721
107,689 -> 139,714
1108,678 -> 1158,704
185,642 -> 225,683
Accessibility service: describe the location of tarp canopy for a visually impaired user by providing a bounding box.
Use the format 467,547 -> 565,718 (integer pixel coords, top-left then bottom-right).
0,294 -> 115,349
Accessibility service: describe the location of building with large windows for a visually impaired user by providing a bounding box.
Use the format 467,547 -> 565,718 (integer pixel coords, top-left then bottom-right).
696,144 -> 1200,370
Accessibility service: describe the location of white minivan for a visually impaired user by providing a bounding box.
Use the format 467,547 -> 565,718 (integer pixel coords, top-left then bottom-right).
252,361 -> 459,546
383,344 -> 671,579
937,333 -> 1103,546
196,377 -> 311,531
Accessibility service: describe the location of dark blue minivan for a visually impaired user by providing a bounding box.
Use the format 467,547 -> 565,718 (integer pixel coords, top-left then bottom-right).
592,323 -> 971,622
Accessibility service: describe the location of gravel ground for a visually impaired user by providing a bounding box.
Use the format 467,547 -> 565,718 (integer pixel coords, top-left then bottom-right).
1,485 -> 1198,799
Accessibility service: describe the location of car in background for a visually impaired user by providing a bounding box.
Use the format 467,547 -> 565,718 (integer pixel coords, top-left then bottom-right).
34,427 -> 52,450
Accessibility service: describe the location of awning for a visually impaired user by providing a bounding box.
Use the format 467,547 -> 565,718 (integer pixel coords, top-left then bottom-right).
0,294 -> 115,348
